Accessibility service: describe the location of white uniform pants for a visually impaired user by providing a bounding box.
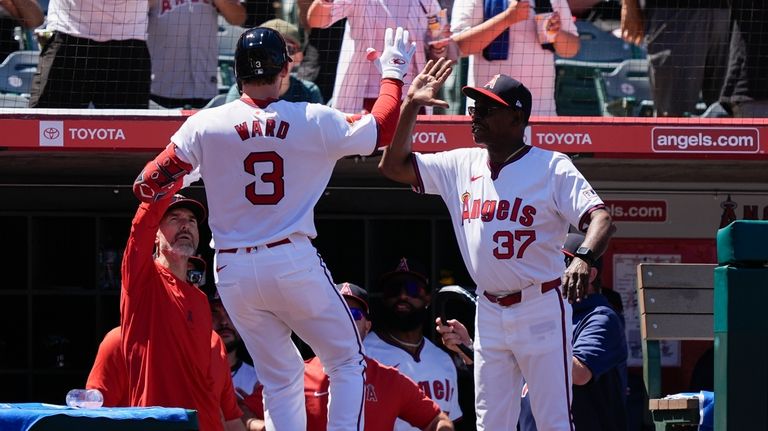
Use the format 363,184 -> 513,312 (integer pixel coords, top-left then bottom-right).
214,235 -> 366,431
474,287 -> 573,431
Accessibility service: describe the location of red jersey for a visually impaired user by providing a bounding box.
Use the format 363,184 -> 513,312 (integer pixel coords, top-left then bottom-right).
86,327 -> 242,422
120,200 -> 221,431
86,327 -> 128,407
210,333 -> 243,421
244,356 -> 441,431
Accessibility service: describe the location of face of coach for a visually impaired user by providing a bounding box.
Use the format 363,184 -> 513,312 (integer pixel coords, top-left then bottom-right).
156,207 -> 200,260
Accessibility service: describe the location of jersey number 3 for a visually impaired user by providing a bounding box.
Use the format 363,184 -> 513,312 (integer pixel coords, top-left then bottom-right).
244,151 -> 285,205
493,230 -> 536,259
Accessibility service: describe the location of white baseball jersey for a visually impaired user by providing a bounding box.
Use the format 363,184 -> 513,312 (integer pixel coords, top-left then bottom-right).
184,96 -> 372,430
414,145 -> 602,431
232,361 -> 259,397
173,98 -> 377,249
413,146 -> 603,295
450,0 -> 577,116
364,331 -> 462,429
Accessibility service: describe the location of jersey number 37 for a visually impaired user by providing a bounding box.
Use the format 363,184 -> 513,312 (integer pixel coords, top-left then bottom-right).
493,229 -> 536,259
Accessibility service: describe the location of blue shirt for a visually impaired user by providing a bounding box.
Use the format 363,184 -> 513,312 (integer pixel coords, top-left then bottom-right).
519,293 -> 628,431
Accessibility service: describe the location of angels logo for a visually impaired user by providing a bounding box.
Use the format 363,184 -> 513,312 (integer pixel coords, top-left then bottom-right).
485,74 -> 501,90
719,195 -> 737,229
718,195 -> 768,228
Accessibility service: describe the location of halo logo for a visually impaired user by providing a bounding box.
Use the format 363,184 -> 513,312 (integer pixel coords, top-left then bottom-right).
39,121 -> 64,147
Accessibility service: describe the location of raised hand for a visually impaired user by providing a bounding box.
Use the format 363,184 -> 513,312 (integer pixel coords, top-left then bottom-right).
366,27 -> 417,81
406,57 -> 453,108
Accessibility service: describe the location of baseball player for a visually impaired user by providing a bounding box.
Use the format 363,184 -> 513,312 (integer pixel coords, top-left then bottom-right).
210,291 -> 260,399
363,258 -> 463,430
132,26 -> 417,431
241,282 -> 455,431
379,59 -> 614,430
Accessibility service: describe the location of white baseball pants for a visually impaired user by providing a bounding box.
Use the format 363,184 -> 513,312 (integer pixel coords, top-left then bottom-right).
214,234 -> 366,431
474,286 -> 574,431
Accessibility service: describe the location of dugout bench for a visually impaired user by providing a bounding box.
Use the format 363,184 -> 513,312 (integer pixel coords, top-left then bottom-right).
637,263 -> 716,430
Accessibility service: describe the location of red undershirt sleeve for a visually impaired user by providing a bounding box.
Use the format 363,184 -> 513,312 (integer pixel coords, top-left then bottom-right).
370,78 -> 404,148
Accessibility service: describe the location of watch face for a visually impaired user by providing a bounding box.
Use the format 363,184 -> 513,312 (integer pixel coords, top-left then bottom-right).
576,247 -> 591,255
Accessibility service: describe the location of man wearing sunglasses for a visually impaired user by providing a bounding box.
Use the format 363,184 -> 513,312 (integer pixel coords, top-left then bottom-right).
380,61 -> 614,431
364,258 -> 463,430
241,282 -> 454,431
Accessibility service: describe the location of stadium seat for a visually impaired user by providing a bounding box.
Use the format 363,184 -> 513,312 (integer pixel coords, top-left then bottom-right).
0,50 -> 39,95
558,20 -> 645,64
203,94 -> 228,109
555,59 -> 619,116
594,59 -> 654,117
218,16 -> 243,57
218,55 -> 236,94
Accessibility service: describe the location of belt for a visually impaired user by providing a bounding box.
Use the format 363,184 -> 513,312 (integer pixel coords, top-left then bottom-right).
218,238 -> 291,254
483,278 -> 561,307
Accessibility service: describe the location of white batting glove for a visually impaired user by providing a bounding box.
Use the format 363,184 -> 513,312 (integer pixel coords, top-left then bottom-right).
366,27 -> 417,82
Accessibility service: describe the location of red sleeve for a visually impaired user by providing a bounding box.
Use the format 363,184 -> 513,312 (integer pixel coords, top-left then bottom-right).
120,198 -> 172,298
391,368 -> 442,428
212,334 -> 243,420
86,327 -> 128,407
370,78 -> 404,148
243,385 -> 265,420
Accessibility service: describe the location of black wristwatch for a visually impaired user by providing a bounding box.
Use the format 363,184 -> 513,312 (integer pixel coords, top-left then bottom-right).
574,246 -> 596,266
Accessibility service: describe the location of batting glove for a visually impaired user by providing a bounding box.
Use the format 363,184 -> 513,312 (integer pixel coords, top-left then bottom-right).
366,27 -> 417,82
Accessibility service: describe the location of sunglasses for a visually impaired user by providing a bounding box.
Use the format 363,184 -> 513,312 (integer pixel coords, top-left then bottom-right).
468,105 -> 509,118
349,307 -> 367,321
382,280 -> 427,298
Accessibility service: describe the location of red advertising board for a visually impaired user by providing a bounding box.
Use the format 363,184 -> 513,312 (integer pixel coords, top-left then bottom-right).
2,110 -> 768,159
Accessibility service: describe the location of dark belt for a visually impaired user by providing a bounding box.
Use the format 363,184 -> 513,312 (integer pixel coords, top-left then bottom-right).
218,238 -> 291,254
483,278 -> 561,307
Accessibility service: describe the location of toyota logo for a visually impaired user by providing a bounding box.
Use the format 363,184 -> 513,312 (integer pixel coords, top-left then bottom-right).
43,127 -> 60,139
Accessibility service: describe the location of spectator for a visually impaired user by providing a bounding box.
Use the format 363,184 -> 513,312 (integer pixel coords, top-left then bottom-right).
120,193 -> 233,431
148,0 -> 245,109
442,0 -> 580,116
621,0 -> 730,117
29,0 -> 152,108
720,0 -> 768,118
296,0 -> 346,103
380,65 -> 614,430
242,282 -> 455,431
364,258 -> 463,430
0,0 -> 43,61
305,0 -> 442,113
226,19 -> 322,104
210,291 -> 260,397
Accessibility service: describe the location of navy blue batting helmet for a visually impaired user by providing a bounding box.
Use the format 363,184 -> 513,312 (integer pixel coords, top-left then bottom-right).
234,27 -> 292,81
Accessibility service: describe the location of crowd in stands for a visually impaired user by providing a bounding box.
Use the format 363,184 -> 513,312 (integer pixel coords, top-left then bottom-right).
0,0 -> 766,116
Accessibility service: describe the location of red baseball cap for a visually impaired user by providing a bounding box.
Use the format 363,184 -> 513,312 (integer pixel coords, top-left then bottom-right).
167,194 -> 207,223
